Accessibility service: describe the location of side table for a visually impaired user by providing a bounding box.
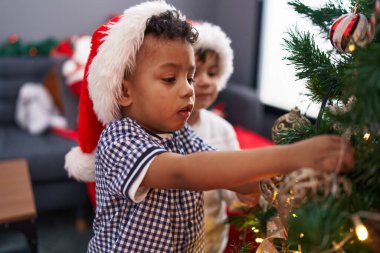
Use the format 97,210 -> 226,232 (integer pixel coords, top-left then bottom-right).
0,159 -> 38,253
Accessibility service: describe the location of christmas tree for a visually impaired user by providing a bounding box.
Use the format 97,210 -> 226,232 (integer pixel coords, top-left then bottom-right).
235,0 -> 380,252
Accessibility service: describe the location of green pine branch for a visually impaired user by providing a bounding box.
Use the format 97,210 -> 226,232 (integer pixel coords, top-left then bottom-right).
343,44 -> 380,128
283,29 -> 342,103
288,0 -> 348,36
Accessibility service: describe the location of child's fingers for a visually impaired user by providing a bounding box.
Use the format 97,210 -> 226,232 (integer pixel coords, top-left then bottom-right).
314,135 -> 348,151
296,134 -> 355,173
341,146 -> 355,171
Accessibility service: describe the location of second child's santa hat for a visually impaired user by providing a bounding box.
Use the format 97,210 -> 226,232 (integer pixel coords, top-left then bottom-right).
65,1 -> 185,182
193,22 -> 234,91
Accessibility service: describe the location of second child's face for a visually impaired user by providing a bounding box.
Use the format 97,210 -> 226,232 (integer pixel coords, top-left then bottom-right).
120,35 -> 195,134
193,51 -> 220,111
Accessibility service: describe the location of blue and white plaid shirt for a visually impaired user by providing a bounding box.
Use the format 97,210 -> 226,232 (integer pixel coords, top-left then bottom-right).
88,117 -> 214,252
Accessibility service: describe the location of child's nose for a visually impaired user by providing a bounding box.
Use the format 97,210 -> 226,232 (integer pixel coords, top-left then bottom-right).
181,79 -> 194,97
195,73 -> 211,87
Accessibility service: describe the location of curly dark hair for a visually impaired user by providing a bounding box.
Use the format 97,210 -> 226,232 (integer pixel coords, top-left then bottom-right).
145,10 -> 198,44
195,48 -> 216,63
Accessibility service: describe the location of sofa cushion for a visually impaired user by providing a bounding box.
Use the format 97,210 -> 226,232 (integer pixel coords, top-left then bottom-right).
0,126 -> 76,182
0,57 -> 55,125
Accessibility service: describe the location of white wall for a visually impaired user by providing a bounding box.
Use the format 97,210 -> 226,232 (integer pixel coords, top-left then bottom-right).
0,0 -> 258,87
0,0 -> 214,41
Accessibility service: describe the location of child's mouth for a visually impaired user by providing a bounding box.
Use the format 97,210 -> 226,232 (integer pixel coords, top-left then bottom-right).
178,105 -> 193,117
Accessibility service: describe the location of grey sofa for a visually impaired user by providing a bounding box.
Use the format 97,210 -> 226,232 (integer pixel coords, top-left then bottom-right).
216,83 -> 264,135
0,57 -> 89,213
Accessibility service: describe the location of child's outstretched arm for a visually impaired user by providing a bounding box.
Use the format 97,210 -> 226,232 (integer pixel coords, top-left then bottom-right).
141,135 -> 355,191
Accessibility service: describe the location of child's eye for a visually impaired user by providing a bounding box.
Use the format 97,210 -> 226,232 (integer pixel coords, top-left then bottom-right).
187,78 -> 195,85
162,77 -> 176,83
208,72 -> 218,78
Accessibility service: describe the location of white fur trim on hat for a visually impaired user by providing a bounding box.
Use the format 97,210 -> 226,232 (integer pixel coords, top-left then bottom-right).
194,22 -> 234,91
65,146 -> 96,182
88,1 -> 184,124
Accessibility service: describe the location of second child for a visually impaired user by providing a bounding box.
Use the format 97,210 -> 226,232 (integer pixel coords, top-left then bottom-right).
188,21 -> 259,253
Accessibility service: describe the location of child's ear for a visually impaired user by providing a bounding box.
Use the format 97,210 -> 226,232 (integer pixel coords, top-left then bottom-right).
118,80 -> 133,107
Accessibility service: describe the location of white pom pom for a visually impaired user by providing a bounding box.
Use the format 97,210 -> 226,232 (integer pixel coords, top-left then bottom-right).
65,147 -> 95,182
62,60 -> 76,77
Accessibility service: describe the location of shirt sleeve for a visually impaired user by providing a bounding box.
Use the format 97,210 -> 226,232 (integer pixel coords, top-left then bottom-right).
122,147 -> 166,202
98,131 -> 166,203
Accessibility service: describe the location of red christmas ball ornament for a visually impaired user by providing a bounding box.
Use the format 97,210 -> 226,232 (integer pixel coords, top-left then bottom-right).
329,10 -> 369,53
8,34 -> 19,44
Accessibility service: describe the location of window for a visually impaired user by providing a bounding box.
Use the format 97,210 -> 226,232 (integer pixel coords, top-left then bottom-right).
257,0 -> 332,118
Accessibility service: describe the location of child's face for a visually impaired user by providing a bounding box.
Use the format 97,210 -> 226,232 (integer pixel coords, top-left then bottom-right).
193,51 -> 220,111
119,35 -> 195,134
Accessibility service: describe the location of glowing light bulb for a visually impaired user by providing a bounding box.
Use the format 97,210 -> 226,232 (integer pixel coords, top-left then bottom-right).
348,43 -> 356,52
255,238 -> 264,243
352,215 -> 368,241
356,225 -> 368,241
363,133 -> 370,141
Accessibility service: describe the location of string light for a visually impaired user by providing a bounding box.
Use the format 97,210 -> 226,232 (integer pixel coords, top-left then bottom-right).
355,225 -> 368,241
363,132 -> 370,141
255,238 -> 264,243
352,215 -> 368,241
348,43 -> 356,52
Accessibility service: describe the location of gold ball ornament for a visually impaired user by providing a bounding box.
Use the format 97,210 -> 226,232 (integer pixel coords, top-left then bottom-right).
277,168 -> 352,207
271,107 -> 311,143
275,168 -> 352,224
260,107 -> 310,209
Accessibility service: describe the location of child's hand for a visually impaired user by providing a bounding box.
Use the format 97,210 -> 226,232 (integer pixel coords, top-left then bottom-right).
291,135 -> 355,173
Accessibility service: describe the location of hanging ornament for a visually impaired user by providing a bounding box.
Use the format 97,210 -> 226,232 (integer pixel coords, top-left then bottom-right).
263,168 -> 352,228
260,174 -> 285,207
277,168 -> 352,209
271,107 -> 311,143
266,216 -> 287,239
329,1 -> 380,53
261,107 -> 311,209
255,238 -> 279,253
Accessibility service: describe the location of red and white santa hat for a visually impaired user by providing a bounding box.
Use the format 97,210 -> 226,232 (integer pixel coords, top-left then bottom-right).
64,1 -> 185,182
192,22 -> 234,91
